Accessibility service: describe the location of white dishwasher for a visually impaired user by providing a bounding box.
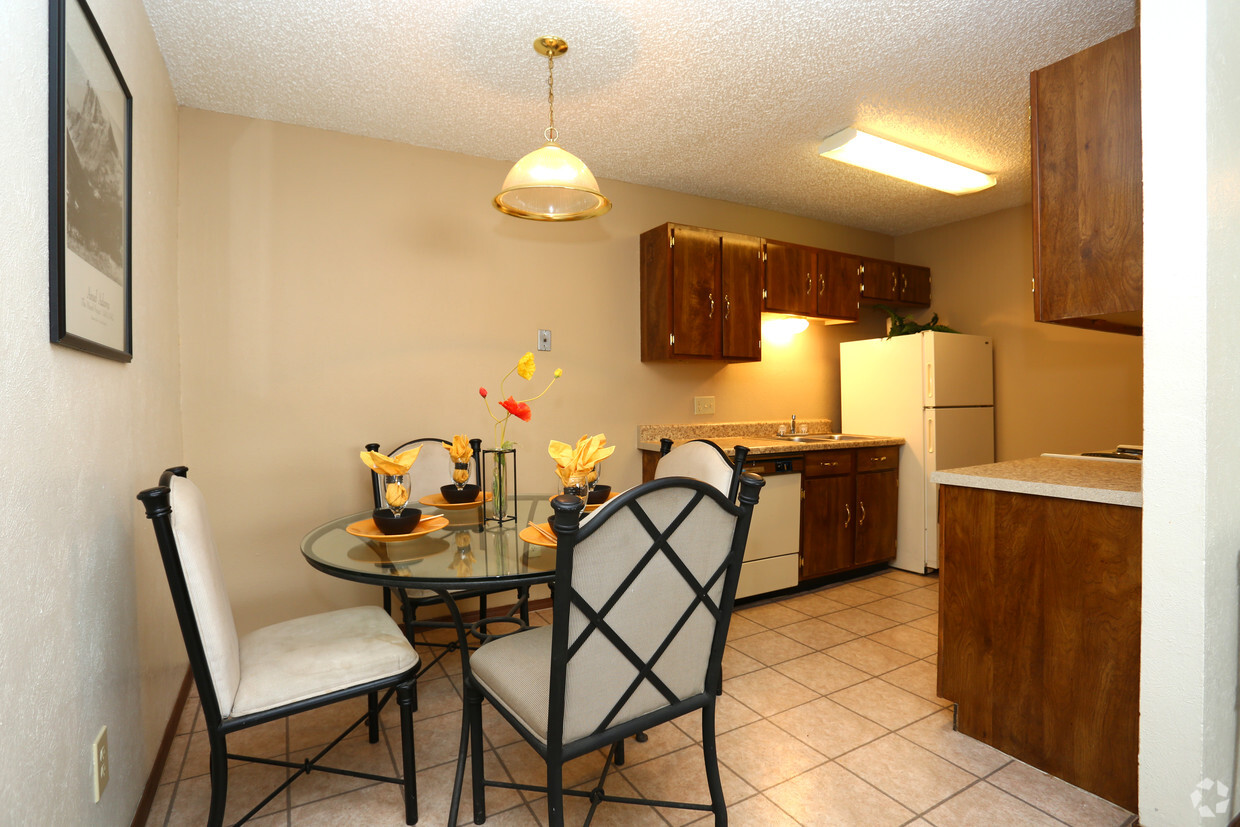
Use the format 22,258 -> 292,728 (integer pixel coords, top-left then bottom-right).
735,455 -> 802,600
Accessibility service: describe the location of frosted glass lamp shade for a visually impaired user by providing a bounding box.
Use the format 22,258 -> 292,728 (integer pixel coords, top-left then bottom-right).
493,142 -> 611,221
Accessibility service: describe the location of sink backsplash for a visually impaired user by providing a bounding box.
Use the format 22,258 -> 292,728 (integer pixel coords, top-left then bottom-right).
638,419 -> 833,444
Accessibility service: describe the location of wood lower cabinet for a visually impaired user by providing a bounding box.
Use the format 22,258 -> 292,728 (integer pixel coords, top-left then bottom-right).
1031,27 -> 1141,334
800,447 -> 898,579
640,223 -> 763,361
937,484 -> 1140,810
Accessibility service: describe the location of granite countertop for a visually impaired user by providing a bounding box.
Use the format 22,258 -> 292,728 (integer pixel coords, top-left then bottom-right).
932,456 -> 1142,507
637,420 -> 904,457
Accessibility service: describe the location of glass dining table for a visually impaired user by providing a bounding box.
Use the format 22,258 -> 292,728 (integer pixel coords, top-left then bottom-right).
300,492 -> 564,825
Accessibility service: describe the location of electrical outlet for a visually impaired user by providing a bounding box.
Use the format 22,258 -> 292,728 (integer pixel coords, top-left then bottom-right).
693,396 -> 715,415
537,329 -> 551,351
92,726 -> 108,802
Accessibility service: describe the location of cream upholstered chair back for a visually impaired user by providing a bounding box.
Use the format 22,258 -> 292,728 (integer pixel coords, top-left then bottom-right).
166,474 -> 243,717
654,440 -> 735,496
555,483 -> 742,743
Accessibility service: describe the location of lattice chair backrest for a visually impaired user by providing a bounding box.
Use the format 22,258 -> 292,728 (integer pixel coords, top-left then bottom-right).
166,473 -> 243,716
549,479 -> 752,744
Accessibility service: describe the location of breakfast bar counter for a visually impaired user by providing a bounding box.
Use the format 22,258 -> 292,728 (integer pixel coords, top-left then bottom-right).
931,455 -> 1141,506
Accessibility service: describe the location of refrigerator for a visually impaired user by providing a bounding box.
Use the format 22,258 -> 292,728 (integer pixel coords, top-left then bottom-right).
840,331 -> 994,573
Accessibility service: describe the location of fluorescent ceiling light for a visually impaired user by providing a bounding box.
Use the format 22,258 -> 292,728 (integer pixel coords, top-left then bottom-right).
818,128 -> 996,195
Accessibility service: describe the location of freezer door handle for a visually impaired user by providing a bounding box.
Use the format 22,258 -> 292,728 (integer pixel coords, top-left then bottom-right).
927,416 -> 935,454
926,363 -> 934,399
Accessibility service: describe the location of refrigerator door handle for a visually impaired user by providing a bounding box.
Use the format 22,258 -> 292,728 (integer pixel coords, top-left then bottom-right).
926,363 -> 934,400
927,416 -> 935,454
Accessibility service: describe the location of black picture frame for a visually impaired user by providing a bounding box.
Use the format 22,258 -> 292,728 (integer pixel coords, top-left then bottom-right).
49,0 -> 133,362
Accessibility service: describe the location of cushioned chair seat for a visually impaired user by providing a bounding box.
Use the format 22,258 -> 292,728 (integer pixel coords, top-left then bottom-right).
231,605 -> 419,717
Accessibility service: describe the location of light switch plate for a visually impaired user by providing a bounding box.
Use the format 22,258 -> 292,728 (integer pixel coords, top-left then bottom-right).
537,329 -> 551,351
693,396 -> 715,415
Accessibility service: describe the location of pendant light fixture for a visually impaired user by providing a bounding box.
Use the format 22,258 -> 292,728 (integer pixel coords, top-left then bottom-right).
493,36 -> 611,221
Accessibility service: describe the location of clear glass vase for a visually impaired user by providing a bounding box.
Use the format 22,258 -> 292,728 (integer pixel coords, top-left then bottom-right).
485,447 -> 517,524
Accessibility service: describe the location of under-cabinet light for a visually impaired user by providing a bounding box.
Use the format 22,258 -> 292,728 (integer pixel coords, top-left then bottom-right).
761,316 -> 810,345
817,128 -> 996,195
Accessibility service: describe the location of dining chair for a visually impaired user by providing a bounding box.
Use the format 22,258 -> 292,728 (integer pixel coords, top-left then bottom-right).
138,467 -> 420,827
656,438 -> 750,502
366,438 -> 530,664
464,472 -> 765,826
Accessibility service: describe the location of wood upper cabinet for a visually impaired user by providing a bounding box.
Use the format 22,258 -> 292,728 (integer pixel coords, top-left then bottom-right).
1031,27 -> 1142,335
640,223 -> 763,361
763,240 -> 816,315
860,259 -> 931,306
818,251 -> 861,321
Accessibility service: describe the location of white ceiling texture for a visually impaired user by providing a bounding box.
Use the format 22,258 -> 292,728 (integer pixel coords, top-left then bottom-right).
142,0 -> 1136,235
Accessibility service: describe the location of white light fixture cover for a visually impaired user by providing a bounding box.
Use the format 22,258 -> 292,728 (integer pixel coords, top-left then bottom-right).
494,142 -> 610,220
761,316 -> 810,345
818,128 -> 996,195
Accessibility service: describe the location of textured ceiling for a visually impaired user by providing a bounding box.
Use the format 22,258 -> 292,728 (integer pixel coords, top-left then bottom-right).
142,0 -> 1136,236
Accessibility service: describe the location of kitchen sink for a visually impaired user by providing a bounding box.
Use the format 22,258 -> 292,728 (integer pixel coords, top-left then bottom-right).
773,434 -> 872,443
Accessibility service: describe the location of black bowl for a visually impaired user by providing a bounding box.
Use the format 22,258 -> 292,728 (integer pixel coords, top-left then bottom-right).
372,508 -> 421,535
587,484 -> 612,504
440,484 -> 481,504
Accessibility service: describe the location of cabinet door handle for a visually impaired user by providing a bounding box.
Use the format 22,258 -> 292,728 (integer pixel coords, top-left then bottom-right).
708,291 -> 714,319
843,503 -> 851,528
902,272 -> 908,294
858,501 -> 867,526
818,274 -> 826,295
871,455 -> 886,462
724,293 -> 731,320
891,272 -> 898,293
805,273 -> 813,295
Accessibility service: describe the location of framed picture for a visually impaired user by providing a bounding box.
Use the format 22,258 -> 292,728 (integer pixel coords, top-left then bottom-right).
49,0 -> 133,362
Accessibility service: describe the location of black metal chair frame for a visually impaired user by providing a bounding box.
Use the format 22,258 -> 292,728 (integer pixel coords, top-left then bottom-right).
657,437 -> 750,502
464,473 -> 764,826
138,467 -> 419,827
366,437 -> 532,674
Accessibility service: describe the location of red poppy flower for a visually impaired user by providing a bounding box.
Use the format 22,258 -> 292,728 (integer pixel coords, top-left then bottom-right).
479,387 -> 488,398
499,396 -> 532,422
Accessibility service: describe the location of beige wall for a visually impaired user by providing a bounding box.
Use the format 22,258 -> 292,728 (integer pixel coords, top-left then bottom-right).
0,0 -> 183,822
176,108 -> 891,631
895,206 -> 1143,460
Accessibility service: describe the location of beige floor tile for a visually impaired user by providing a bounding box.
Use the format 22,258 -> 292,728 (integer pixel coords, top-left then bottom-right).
621,745 -> 756,826
837,733 -> 976,812
926,652 -> 939,665
289,733 -> 399,806
689,793 -> 800,825
408,709 -> 471,771
777,591 -> 851,617
723,668 -> 819,718
852,575 -> 919,596
716,719 -> 827,790
908,613 -> 939,635
825,638 -> 917,675
721,645 -> 765,680
862,596 -> 936,622
895,586 -> 941,610
776,617 -> 858,650
728,629 -> 815,666
410,674 -> 465,721
881,569 -> 939,587
773,652 -> 869,696
673,694 -> 761,742
415,748 -> 524,825
288,781 -> 411,826
925,582 -> 940,592
725,613 -> 765,641
830,678 -> 942,730
288,697 -> 374,752
181,724 -> 286,780
770,698 -> 886,758
990,761 -> 1134,825
816,583 -> 884,606
161,734 -> 189,784
735,603 -> 812,629
880,660 -> 951,705
765,762 -> 915,826
479,699 -> 531,749
527,772 -> 663,826
923,781 -> 1064,826
867,624 -> 940,658
167,761 -> 290,825
898,709 -> 1011,777
176,698 -> 200,736
608,721 -> 694,766
496,739 -> 610,796
148,781 -> 175,825
822,607 -> 901,635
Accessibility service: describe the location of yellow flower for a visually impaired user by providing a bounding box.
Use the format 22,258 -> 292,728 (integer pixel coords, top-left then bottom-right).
554,368 -> 563,378
516,352 -> 536,380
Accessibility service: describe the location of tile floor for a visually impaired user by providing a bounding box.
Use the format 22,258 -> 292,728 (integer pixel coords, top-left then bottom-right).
147,569 -> 1137,826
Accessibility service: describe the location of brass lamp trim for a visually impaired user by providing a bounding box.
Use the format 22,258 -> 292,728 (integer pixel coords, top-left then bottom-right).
493,36 -> 611,221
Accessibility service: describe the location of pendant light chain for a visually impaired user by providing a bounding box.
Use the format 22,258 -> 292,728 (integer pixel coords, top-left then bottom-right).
545,51 -> 558,143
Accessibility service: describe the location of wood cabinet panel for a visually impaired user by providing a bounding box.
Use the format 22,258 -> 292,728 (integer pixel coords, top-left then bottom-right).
721,234 -> 764,360
764,240 -> 815,315
671,227 -> 721,358
860,258 -> 898,302
1031,27 -> 1141,334
818,251 -> 861,321
898,265 -> 932,305
800,473 -> 855,579
937,485 -> 1140,811
854,469 -> 897,565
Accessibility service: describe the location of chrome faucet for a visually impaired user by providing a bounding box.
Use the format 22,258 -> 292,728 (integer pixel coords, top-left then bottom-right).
790,414 -> 797,435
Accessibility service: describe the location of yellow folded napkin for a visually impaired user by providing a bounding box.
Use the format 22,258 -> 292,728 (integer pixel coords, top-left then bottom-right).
360,447 -> 422,509
443,435 -> 473,485
548,433 -> 616,486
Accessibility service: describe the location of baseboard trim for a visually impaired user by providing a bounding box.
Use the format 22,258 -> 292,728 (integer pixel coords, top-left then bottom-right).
130,668 -> 193,827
